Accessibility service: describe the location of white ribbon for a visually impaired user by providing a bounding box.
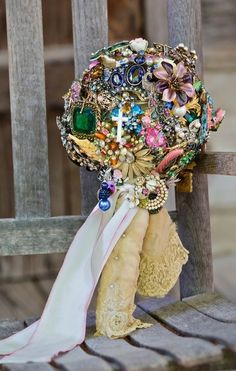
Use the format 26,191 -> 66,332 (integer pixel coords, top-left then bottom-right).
0,192 -> 137,363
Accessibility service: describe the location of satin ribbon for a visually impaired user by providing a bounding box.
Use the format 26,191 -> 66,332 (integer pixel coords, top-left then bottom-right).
0,192 -> 137,363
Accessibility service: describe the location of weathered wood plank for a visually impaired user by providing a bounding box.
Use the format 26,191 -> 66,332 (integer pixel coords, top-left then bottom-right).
0,211 -> 176,256
138,298 -> 236,352
0,320 -> 24,340
0,281 -> 46,320
53,346 -> 113,371
214,253 -> 236,304
168,0 -> 213,298
144,0 -> 168,44
196,152 -> 236,176
176,173 -> 213,297
0,46 -> 74,112
5,0 -> 50,218
85,311 -> 169,371
183,293 -> 236,323
71,0 -> 108,215
1,364 -> 55,370
132,305 -> 222,367
0,215 -> 85,256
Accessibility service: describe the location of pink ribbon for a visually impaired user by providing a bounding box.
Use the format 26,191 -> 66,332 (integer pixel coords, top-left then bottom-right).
0,192 -> 137,363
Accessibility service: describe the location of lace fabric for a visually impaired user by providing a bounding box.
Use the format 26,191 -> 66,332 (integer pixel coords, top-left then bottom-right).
95,207 -> 153,338
137,208 -> 189,297
95,207 -> 189,338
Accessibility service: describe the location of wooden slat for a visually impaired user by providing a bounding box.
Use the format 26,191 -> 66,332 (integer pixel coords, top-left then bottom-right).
144,0 -> 168,44
167,0 -> 213,298
214,253 -> 236,304
53,347 -> 113,371
183,293 -> 236,323
5,0 -> 50,218
0,281 -> 46,320
71,0 -> 108,215
85,311 -> 169,371
0,215 -> 85,256
0,211 -> 177,256
138,297 -> 236,352
2,364 -> 55,370
131,305 -> 222,367
196,152 -> 236,176
0,319 -> 24,341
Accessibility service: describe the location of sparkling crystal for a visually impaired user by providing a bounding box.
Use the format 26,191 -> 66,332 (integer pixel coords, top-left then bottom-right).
110,72 -> 123,87
127,65 -> 145,86
72,107 -> 96,134
132,104 -> 143,116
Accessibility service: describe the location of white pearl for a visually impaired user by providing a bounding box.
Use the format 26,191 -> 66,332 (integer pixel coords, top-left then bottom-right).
120,147 -> 127,156
178,132 -> 185,139
172,105 -> 187,117
175,126 -> 181,132
194,120 -> 201,128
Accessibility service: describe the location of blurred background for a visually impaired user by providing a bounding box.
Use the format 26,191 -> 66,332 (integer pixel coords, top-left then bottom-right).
0,0 -> 235,319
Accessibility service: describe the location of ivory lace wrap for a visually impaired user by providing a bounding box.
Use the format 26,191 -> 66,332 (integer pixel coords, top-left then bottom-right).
137,208 -> 189,297
95,207 -> 153,338
95,206 -> 189,338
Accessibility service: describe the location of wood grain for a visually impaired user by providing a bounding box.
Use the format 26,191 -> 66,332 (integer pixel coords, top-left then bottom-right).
0,319 -> 24,340
53,347 -> 113,371
0,215 -> 85,255
0,281 -> 46,320
85,311 -> 169,371
0,211 -> 176,256
183,293 -> 236,323
71,0 -> 108,215
144,0 -> 168,45
131,305 -> 222,367
2,364 -> 55,370
196,152 -> 236,176
5,0 -> 50,218
167,0 -> 213,298
138,297 -> 236,352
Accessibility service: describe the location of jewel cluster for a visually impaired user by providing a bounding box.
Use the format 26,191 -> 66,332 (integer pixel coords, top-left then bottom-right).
57,38 -> 225,213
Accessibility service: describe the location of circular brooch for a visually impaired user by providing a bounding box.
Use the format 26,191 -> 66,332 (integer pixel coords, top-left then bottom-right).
57,38 -> 225,213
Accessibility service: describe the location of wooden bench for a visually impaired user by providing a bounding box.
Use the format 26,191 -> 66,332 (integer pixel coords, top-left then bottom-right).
0,0 -> 236,370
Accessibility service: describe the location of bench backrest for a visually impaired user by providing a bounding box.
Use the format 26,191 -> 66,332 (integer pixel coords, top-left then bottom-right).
1,0 -> 235,302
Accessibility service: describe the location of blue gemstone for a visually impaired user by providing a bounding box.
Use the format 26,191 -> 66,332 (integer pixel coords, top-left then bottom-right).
134,55 -> 145,64
165,102 -> 173,109
101,182 -> 109,190
104,72 -> 110,82
99,199 -> 111,212
135,125 -> 142,134
111,72 -> 123,87
127,65 -> 145,86
132,105 -> 143,116
98,189 -> 110,200
112,107 -> 119,117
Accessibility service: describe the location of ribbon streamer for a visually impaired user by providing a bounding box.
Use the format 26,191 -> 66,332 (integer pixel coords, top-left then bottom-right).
0,192 -> 137,363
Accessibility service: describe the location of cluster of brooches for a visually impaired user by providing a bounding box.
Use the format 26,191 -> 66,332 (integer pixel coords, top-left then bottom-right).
57,38 -> 224,213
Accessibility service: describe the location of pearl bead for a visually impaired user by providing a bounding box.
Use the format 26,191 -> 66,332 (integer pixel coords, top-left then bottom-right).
172,105 -> 187,117
178,132 -> 185,139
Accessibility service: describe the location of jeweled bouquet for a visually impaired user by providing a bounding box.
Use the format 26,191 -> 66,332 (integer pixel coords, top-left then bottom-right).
56,38 -> 224,338
57,38 -> 224,214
